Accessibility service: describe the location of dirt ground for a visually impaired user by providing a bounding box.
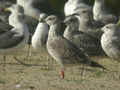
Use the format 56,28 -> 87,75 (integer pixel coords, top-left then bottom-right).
0,47 -> 120,90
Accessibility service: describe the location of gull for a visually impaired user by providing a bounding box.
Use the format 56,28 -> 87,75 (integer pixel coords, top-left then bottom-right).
64,14 -> 104,55
0,0 -> 13,23
64,0 -> 91,16
101,24 -> 120,60
17,0 -> 41,20
17,0 -> 41,55
32,13 -> 49,50
45,15 -> 106,79
93,0 -> 118,24
75,8 -> 104,39
17,0 -> 41,37
0,4 -> 29,63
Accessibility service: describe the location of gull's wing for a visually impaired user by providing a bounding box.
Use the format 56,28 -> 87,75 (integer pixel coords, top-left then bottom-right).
0,28 -> 24,49
0,22 -> 13,34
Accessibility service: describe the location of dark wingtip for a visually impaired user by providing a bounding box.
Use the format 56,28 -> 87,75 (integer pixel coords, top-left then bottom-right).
90,61 -> 108,71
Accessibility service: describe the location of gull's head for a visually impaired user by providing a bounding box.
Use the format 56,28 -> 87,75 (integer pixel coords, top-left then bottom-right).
79,8 -> 92,17
5,4 -> 24,14
64,14 -> 79,26
75,8 -> 93,23
45,15 -> 59,25
101,24 -> 119,33
39,13 -> 48,22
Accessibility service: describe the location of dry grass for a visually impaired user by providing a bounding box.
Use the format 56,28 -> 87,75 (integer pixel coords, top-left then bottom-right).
0,46 -> 120,90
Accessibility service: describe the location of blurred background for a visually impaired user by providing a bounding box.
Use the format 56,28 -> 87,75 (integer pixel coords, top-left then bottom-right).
0,0 -> 120,16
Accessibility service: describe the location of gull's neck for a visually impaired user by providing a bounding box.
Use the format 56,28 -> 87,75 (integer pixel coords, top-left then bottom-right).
78,15 -> 93,31
64,22 -> 79,38
48,23 -> 61,39
93,0 -> 104,20
9,13 -> 24,28
94,0 -> 104,10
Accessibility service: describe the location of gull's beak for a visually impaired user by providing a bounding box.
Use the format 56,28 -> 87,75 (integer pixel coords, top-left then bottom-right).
101,27 -> 105,32
39,18 -> 44,22
39,17 -> 48,22
117,19 -> 120,27
63,19 -> 68,24
4,7 -> 10,12
64,17 -> 70,24
32,16 -> 39,21
45,17 -> 48,22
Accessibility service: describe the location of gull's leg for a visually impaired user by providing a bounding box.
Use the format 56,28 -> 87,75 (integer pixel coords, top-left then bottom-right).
60,67 -> 65,79
80,64 -> 85,79
60,69 -> 65,79
26,44 -> 32,58
3,55 -> 6,72
26,33 -> 32,60
2,55 -> 6,90
47,56 -> 51,70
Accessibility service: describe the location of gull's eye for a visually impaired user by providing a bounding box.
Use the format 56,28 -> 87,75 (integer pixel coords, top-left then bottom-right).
48,18 -> 53,20
106,26 -> 109,29
82,10 -> 87,13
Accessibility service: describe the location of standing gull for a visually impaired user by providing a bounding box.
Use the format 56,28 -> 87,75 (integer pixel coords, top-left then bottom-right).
0,4 -> 29,63
32,13 -> 49,50
64,15 -> 104,55
17,0 -> 41,56
17,0 -> 41,39
45,15 -> 106,79
64,0 -> 91,16
75,8 -> 104,39
93,0 -> 118,24
101,24 -> 120,60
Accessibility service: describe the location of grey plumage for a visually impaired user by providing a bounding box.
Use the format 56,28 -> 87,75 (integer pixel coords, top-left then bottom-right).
0,30 -> 24,49
101,24 -> 120,60
0,4 -> 29,51
64,15 -> 104,55
46,15 -> 106,78
0,21 -> 12,33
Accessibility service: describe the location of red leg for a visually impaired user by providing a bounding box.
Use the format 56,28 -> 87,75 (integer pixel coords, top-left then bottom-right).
60,69 -> 64,79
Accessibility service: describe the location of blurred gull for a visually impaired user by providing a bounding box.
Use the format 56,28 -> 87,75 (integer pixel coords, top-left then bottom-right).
17,0 -> 41,20
64,14 -> 104,55
0,4 -> 29,63
64,0 -> 91,16
93,0 -> 118,24
45,15 -> 106,79
101,24 -> 120,60
17,0 -> 42,53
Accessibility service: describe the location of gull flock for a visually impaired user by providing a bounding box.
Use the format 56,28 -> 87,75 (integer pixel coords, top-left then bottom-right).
0,0 -> 120,79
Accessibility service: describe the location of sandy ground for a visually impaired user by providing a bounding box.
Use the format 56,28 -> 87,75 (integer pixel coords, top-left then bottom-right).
0,46 -> 120,90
